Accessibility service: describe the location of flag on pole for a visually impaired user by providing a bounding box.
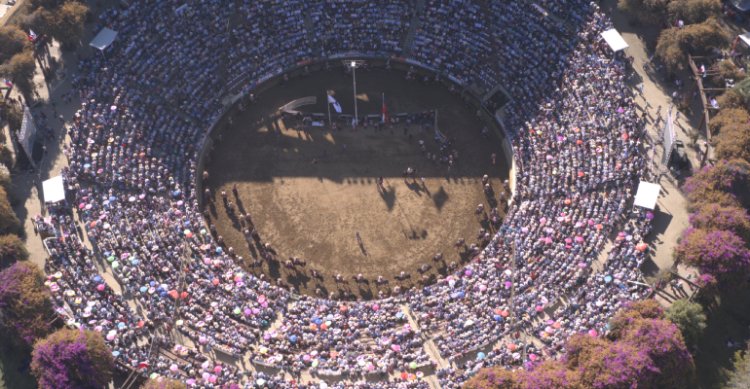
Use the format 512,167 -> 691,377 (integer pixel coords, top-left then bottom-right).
28,29 -> 38,42
381,93 -> 389,124
327,93 -> 342,113
3,79 -> 12,88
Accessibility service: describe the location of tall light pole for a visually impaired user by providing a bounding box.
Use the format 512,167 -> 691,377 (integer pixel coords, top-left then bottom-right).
350,60 -> 359,128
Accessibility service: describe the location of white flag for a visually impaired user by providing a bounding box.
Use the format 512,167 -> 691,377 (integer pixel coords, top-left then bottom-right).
327,94 -> 342,113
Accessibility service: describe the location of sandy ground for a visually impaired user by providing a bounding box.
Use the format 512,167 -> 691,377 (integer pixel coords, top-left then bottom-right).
603,0 -> 699,302
206,69 -> 510,300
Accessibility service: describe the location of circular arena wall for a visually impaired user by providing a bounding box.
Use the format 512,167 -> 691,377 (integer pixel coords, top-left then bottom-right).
196,58 -> 515,300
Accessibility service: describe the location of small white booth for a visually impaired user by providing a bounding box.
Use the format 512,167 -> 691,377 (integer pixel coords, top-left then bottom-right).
42,175 -> 66,204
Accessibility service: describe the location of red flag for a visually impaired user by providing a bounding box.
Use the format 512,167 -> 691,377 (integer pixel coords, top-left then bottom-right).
381,93 -> 389,124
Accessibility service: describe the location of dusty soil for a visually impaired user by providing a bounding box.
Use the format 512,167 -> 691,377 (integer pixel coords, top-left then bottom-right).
204,68 -> 510,300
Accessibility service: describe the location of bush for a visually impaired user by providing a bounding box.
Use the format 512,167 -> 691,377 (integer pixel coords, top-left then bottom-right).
0,262 -> 54,346
667,0 -> 721,24
0,234 -> 28,268
31,328 -> 114,389
674,228 -> 750,280
656,18 -> 729,73
689,204 -> 750,241
0,187 -> 22,236
665,299 -> 707,347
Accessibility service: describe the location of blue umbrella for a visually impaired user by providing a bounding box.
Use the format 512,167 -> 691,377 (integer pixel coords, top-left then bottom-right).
289,335 -> 298,343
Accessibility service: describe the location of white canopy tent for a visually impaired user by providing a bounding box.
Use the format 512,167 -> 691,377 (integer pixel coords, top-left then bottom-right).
89,28 -> 117,51
42,175 -> 65,204
633,181 -> 661,210
601,28 -> 629,52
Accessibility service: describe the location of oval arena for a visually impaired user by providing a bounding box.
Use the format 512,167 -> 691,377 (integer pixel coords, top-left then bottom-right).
42,0 -> 651,388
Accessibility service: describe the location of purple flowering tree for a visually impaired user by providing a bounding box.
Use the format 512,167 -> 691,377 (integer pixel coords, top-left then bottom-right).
683,159 -> 750,212
607,300 -> 665,340
674,228 -> 750,280
31,328 -> 114,389
0,261 -> 54,346
572,337 -> 657,389
620,318 -> 696,388
690,204 -> 750,241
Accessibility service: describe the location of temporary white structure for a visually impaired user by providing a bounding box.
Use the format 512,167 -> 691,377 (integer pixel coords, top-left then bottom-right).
633,181 -> 660,210
601,28 -> 629,52
18,105 -> 36,167
89,28 -> 118,51
42,175 -> 65,204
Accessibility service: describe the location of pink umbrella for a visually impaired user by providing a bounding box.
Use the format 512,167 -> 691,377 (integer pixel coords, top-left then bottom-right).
213,366 -> 222,374
574,236 -> 584,243
391,344 -> 402,352
529,353 -> 538,361
97,284 -> 106,292
372,304 -> 380,311
588,329 -> 598,337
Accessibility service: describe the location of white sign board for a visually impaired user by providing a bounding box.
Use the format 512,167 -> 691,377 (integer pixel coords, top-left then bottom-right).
42,175 -> 65,203
633,181 -> 661,210
601,29 -> 629,52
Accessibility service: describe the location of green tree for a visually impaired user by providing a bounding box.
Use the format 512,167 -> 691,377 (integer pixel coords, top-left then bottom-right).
656,18 -> 729,73
0,187 -> 21,236
0,50 -> 36,86
0,25 -> 30,64
725,343 -> 750,389
617,0 -> 671,25
48,2 -> 89,49
0,234 -> 29,268
665,299 -> 707,347
31,328 -> 114,389
667,0 -> 721,24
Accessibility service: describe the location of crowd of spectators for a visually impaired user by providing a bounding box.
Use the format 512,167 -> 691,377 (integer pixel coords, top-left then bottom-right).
34,0 -> 657,387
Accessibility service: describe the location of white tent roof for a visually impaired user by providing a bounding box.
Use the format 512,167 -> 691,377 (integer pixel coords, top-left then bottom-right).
633,181 -> 660,210
601,28 -> 629,52
739,32 -> 750,48
42,176 -> 65,204
89,28 -> 117,51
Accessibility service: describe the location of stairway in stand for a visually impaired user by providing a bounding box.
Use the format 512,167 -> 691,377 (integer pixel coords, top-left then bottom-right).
400,0 -> 426,57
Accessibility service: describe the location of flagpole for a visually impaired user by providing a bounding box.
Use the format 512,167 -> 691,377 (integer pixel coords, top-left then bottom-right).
382,92 -> 384,123
326,90 -> 332,128
351,61 -> 358,128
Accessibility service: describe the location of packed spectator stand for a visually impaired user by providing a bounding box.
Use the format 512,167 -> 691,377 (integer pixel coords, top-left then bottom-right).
36,0 -> 656,387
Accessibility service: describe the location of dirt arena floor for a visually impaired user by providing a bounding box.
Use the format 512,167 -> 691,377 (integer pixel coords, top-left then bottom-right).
203,68 -> 510,300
